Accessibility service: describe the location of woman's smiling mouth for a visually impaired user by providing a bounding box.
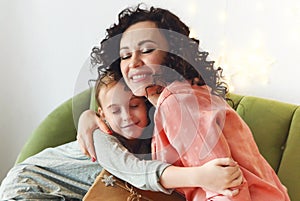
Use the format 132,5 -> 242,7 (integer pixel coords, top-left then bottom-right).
131,74 -> 151,83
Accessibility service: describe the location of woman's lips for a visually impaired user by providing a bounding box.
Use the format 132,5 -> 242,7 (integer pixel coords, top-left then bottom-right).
131,74 -> 151,83
129,70 -> 153,83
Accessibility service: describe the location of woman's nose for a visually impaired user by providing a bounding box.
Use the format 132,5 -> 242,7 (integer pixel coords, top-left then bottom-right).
129,52 -> 142,68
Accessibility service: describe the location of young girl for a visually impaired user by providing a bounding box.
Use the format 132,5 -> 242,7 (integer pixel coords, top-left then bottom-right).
90,69 -> 242,197
78,4 -> 290,201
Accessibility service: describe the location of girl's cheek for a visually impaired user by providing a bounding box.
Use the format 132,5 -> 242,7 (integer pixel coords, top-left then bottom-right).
107,117 -> 119,131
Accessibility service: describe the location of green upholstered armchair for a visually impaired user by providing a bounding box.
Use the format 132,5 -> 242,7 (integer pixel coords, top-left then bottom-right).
15,91 -> 300,201
15,89 -> 92,164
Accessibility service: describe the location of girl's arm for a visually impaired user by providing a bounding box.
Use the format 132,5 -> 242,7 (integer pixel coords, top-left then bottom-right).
93,129 -> 171,193
77,109 -> 112,160
93,129 -> 242,196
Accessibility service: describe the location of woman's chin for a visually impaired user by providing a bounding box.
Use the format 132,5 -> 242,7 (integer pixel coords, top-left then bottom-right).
132,90 -> 145,97
131,86 -> 147,97
128,81 -> 154,97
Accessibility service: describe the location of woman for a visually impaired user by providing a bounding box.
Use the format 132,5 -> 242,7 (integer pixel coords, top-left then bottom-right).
78,4 -> 290,201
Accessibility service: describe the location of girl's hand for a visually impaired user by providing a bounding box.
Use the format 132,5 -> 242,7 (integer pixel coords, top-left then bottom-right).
77,109 -> 111,161
195,158 -> 243,197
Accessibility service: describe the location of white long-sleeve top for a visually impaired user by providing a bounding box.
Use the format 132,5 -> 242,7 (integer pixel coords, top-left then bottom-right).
93,129 -> 172,193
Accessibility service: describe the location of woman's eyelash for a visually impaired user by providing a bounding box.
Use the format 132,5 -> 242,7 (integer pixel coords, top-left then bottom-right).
121,56 -> 129,60
120,48 -> 155,60
142,48 -> 155,53
121,54 -> 131,60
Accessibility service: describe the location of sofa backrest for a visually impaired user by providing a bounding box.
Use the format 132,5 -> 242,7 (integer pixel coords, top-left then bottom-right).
16,91 -> 299,200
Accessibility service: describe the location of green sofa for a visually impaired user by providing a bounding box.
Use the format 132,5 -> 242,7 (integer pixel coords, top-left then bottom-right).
15,90 -> 300,201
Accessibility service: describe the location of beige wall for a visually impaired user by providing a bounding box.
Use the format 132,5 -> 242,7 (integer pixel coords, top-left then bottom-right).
0,0 -> 299,182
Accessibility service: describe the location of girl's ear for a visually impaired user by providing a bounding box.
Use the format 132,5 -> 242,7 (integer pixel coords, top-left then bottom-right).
97,107 -> 105,119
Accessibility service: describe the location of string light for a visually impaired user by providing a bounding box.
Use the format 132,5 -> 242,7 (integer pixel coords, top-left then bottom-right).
217,44 -> 275,92
186,0 -> 198,16
215,0 -> 278,93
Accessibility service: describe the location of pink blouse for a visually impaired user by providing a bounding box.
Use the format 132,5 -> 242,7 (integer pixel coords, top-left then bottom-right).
151,81 -> 290,201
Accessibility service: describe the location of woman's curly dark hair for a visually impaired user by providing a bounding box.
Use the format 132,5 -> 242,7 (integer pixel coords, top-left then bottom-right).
91,4 -> 228,98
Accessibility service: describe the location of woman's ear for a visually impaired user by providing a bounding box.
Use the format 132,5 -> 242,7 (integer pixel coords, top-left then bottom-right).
97,107 -> 105,119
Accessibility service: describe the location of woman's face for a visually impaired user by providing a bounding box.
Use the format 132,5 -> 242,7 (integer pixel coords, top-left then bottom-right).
98,81 -> 149,139
119,21 -> 169,97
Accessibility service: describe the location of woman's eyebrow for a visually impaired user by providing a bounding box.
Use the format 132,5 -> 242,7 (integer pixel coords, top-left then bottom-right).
120,40 -> 156,51
138,39 -> 156,46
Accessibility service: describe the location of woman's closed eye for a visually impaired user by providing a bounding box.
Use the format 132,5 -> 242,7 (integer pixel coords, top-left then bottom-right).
120,47 -> 155,60
141,48 -> 155,54
120,52 -> 131,60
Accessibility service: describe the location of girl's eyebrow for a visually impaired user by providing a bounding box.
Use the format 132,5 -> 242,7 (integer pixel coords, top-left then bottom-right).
120,39 -> 156,51
106,104 -> 118,109
130,95 -> 144,100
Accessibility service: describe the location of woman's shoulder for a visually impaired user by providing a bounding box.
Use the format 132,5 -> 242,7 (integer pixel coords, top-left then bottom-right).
158,81 -> 227,110
157,81 -> 206,104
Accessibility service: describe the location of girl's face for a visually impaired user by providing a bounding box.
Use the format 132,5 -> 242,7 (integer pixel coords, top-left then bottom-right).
119,21 -> 169,97
98,81 -> 149,139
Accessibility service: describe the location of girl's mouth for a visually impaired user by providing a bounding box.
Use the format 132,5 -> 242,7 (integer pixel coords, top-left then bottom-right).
121,121 -> 139,129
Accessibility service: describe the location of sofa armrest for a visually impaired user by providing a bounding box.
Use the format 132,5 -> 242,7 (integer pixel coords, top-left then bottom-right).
278,107 -> 300,201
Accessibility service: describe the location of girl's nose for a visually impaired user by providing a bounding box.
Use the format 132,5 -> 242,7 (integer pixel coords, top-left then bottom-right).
121,110 -> 132,122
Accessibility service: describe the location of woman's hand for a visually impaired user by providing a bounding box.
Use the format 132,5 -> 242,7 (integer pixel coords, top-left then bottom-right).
77,109 -> 111,161
160,158 -> 243,197
194,158 -> 243,197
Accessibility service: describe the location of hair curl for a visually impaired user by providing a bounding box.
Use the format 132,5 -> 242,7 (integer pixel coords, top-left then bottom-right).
91,4 -> 228,98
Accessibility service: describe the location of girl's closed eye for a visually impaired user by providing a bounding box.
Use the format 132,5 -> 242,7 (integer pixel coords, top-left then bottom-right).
129,97 -> 145,109
130,103 -> 139,108
110,106 -> 121,114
